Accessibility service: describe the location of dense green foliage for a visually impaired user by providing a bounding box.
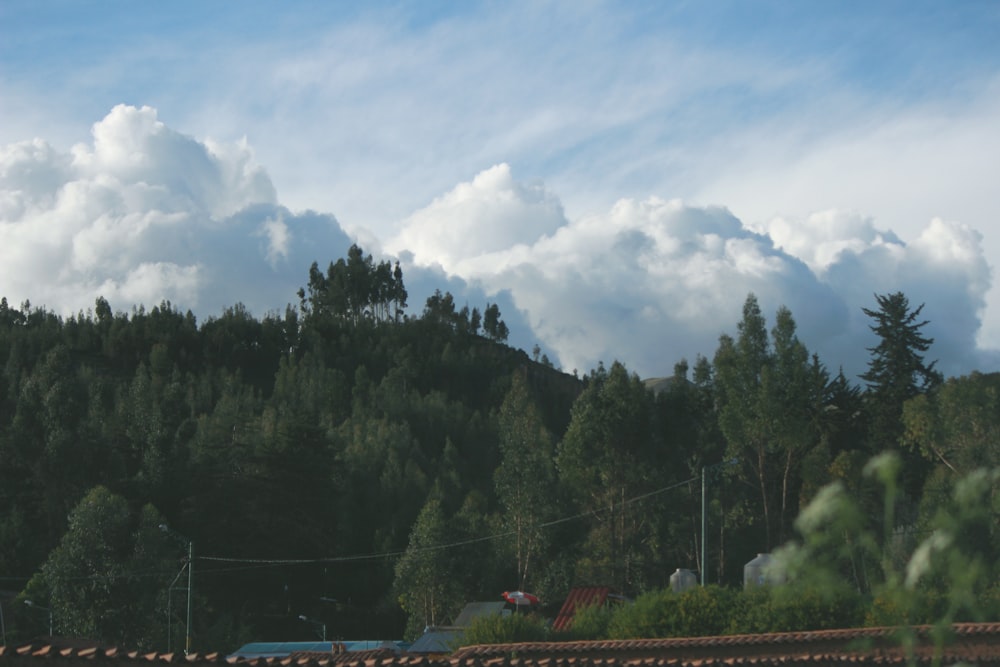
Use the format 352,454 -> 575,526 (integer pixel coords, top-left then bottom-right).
459,610 -> 549,646
21,487 -> 176,648
1,250 -> 997,650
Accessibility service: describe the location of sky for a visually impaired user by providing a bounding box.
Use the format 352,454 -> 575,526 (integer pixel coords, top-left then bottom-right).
2,1 -> 999,381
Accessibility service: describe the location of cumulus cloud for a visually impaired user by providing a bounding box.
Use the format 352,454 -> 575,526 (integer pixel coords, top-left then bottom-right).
388,163 -> 565,275
392,165 -> 995,379
2,108 -> 995,380
257,214 -> 291,267
0,105 -> 351,319
756,212 -> 994,378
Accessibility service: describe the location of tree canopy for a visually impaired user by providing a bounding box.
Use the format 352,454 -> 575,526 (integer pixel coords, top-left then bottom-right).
1,267 -> 995,650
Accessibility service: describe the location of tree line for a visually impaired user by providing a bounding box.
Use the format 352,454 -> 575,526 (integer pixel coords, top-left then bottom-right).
0,245 -> 996,650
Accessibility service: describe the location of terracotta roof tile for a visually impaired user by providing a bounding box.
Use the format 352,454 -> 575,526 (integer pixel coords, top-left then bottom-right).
4,624 -> 1000,667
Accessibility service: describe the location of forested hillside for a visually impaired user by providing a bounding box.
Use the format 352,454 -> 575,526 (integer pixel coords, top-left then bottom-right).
1,246 -> 997,650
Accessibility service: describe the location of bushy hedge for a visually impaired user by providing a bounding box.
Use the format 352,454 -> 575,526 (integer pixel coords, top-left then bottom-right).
607,586 -> 735,639
564,602 -> 614,640
565,584 -> 867,641
458,611 -> 549,646
727,586 -> 866,634
459,579 -> 999,647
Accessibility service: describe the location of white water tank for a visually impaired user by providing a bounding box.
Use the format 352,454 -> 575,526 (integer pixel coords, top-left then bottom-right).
670,568 -> 697,593
743,553 -> 785,589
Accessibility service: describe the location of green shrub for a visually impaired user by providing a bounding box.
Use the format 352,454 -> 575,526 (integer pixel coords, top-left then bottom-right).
606,588 -> 674,639
607,586 -> 734,639
675,586 -> 736,637
729,585 -> 866,634
977,581 -> 1000,622
726,588 -> 772,634
563,602 -> 613,640
458,611 -> 549,646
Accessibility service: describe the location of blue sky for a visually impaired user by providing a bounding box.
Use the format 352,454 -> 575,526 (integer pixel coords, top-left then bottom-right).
2,1 -> 999,379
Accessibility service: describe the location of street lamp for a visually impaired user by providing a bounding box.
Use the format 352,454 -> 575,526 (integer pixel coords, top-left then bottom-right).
160,524 -> 194,654
23,600 -> 53,636
298,615 -> 326,641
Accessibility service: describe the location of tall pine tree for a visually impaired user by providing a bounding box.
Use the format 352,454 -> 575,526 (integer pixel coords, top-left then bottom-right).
860,292 -> 942,503
860,292 -> 942,454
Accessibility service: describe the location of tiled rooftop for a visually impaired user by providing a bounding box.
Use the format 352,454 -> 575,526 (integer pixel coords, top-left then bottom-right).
3,623 -> 1000,667
455,622 -> 1000,655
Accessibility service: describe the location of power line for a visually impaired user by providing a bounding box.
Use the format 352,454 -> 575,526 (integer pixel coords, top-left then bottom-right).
198,475 -> 700,566
4,475 -> 700,582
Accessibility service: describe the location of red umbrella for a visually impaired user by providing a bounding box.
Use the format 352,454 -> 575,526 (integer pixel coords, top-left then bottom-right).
503,590 -> 540,606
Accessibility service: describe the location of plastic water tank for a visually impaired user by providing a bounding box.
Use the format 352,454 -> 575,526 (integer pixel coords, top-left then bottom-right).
743,553 -> 784,589
670,567 -> 697,593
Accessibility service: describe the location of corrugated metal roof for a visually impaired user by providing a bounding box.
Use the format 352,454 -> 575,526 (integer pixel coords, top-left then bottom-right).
551,586 -> 616,632
231,641 -> 334,658
231,640 -> 406,659
407,628 -> 464,655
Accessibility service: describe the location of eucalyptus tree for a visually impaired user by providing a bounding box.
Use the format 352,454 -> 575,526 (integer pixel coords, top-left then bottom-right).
714,295 -> 827,550
22,486 -> 174,649
557,361 -> 657,591
765,307 -> 829,543
901,371 -> 1000,475
298,244 -> 407,325
393,494 -> 462,639
495,370 -> 556,591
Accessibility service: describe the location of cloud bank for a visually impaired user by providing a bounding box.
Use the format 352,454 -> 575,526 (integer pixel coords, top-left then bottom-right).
0,105 -> 352,319
2,106 -> 995,380
391,164 -> 996,379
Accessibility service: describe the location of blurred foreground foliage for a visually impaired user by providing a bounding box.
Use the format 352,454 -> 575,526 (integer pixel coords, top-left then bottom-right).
457,455 -> 999,646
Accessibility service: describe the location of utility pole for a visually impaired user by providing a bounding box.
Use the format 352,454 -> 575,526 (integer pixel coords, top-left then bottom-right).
161,524 -> 194,655
185,539 -> 194,655
166,560 -> 188,654
701,465 -> 707,586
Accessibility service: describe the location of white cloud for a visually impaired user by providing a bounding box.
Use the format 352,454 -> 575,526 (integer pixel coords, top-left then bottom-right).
2,106 -> 996,380
70,105 -> 277,219
99,262 -> 202,309
388,163 -> 565,275
752,210 -> 890,276
0,105 -> 349,319
394,165 -> 995,379
5,3 -> 999,378
690,84 -> 1000,356
258,214 -> 291,267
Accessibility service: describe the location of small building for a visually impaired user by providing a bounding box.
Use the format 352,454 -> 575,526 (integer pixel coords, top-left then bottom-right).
408,600 -> 509,656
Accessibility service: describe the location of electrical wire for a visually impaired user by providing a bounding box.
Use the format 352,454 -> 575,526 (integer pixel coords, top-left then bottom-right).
3,475 -> 701,582
197,474 -> 700,566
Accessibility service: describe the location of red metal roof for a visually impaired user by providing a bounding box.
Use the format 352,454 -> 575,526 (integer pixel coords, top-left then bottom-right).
551,586 -> 617,632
